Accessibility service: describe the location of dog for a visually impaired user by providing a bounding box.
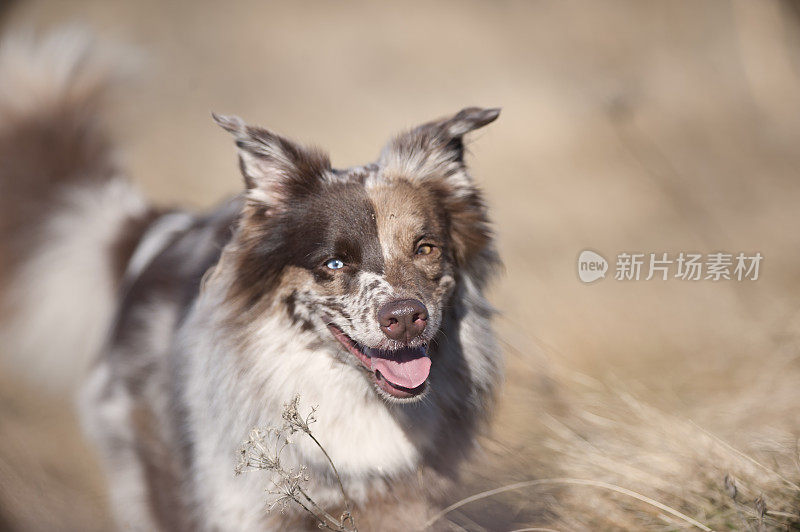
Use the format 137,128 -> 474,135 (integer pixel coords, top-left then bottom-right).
0,33 -> 502,531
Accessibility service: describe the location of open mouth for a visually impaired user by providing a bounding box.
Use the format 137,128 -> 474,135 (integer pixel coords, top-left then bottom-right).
327,324 -> 430,399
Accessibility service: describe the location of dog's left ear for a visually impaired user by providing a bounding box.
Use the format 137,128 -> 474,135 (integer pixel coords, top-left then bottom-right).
213,113 -> 330,209
378,106 -> 500,186
380,107 -> 501,271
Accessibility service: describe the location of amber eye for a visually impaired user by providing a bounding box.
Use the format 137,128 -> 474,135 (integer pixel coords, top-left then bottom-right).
415,244 -> 434,255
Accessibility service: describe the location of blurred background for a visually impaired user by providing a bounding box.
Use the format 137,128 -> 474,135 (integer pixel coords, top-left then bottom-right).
2,1 -> 800,530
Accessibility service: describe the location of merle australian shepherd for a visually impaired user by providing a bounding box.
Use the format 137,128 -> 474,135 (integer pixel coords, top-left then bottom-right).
0,33 -> 502,531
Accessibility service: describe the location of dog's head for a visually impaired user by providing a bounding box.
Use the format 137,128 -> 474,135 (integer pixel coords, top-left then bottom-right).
214,108 -> 499,402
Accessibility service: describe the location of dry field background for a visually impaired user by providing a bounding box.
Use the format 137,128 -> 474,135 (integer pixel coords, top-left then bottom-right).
2,1 -> 800,530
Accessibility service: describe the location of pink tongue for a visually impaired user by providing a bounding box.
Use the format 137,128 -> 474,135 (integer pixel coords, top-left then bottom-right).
369,347 -> 431,389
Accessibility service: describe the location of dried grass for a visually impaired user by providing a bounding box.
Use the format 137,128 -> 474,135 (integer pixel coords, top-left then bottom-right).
445,333 -> 800,531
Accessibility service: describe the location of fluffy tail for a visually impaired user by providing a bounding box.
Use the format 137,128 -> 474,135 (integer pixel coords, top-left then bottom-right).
0,30 -> 153,391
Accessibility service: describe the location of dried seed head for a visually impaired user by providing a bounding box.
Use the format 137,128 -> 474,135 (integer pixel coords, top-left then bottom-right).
235,395 -> 355,531
281,395 -> 318,434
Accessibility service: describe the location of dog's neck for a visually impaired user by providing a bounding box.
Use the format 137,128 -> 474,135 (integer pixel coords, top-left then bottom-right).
175,262 -> 499,514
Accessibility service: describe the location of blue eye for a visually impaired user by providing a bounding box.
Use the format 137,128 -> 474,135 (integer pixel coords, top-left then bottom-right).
325,258 -> 345,270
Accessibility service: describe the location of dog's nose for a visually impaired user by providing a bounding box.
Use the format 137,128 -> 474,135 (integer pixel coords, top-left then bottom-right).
377,299 -> 428,342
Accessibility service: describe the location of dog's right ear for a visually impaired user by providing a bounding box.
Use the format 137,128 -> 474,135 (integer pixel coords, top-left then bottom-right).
213,113 -> 331,208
